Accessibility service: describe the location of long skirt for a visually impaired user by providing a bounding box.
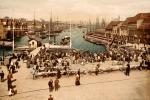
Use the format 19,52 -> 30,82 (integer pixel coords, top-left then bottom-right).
75,80 -> 80,86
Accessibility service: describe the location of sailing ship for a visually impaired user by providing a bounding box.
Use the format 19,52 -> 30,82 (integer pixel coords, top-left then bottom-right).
46,16 -> 63,37
28,12 -> 63,40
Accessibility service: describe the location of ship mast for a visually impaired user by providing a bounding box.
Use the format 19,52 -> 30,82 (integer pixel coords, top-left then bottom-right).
49,11 -> 52,43
49,14 -> 51,42
33,11 -> 36,35
89,18 -> 92,32
69,19 -> 72,48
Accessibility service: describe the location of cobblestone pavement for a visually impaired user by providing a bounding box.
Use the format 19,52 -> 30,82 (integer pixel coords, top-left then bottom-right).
0,60 -> 150,100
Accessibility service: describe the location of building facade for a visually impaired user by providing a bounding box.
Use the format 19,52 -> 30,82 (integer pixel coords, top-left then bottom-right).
106,12 -> 150,45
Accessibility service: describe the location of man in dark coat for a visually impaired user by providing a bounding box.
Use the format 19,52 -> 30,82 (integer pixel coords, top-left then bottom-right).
126,62 -> 131,76
48,79 -> 54,92
77,69 -> 80,79
56,69 -> 61,79
0,67 -> 4,82
95,66 -> 99,75
54,78 -> 60,91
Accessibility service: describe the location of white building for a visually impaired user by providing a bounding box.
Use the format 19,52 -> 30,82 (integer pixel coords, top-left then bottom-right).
28,38 -> 42,49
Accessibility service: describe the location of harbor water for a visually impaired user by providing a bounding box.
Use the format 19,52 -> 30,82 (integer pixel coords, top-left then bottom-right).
0,28 -> 106,56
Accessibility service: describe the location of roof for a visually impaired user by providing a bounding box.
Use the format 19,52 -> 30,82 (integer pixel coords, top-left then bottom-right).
123,13 -> 150,26
135,13 -> 150,19
106,21 -> 122,30
123,17 -> 137,25
28,36 -> 42,42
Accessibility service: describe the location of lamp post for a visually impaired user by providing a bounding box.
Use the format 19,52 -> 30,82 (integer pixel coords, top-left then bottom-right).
2,27 -> 5,65
12,18 -> 15,52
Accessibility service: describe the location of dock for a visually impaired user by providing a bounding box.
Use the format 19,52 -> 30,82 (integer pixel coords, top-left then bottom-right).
84,33 -> 110,45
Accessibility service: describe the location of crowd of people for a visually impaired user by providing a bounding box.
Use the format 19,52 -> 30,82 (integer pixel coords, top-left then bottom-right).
24,44 -> 150,80
0,52 -> 24,96
0,42 -> 149,99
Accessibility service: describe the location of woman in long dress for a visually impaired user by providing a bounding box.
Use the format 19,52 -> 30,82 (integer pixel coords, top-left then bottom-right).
75,74 -> 80,86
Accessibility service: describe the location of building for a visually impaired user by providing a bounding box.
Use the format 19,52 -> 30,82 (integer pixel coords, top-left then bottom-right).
0,18 -> 28,40
123,17 -> 138,43
28,37 -> 42,49
27,20 -> 42,32
106,12 -> 150,45
105,21 -> 122,39
136,13 -> 150,44
0,21 -> 4,39
0,20 -> 6,40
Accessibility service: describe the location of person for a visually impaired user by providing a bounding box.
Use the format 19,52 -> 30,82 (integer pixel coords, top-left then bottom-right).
125,62 -> 131,76
54,78 -> 60,91
31,68 -> 36,80
56,69 -> 61,79
48,94 -> 53,100
75,74 -> 80,86
139,60 -> 143,71
15,61 -> 19,69
95,65 -> 99,75
48,79 -> 54,92
7,71 -> 13,91
0,67 -> 4,82
77,69 -> 80,79
10,64 -> 16,74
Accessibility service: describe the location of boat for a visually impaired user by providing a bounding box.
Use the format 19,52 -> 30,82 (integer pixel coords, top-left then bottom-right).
39,31 -> 47,39
78,25 -> 83,28
60,36 -> 70,45
39,35 -> 47,39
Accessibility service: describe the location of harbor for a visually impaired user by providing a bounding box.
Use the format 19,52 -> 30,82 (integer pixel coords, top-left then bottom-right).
0,16 -> 150,100
0,0 -> 150,100
0,28 -> 107,57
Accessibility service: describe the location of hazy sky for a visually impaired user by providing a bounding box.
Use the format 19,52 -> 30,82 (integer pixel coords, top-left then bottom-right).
0,0 -> 150,22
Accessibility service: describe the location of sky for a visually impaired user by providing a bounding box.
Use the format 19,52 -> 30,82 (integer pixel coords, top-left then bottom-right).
0,0 -> 150,22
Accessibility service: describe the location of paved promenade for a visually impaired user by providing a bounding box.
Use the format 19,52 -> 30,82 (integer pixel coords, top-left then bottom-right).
0,60 -> 150,100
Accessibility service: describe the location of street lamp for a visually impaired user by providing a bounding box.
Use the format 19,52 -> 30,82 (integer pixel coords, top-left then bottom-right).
12,18 -> 15,52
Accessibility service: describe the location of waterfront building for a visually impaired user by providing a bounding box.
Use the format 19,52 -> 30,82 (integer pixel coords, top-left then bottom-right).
28,37 -> 42,49
136,13 -> 150,44
123,17 -> 138,43
0,18 -> 28,40
105,21 -> 122,39
0,21 -> 6,40
27,20 -> 42,32
106,12 -> 150,45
